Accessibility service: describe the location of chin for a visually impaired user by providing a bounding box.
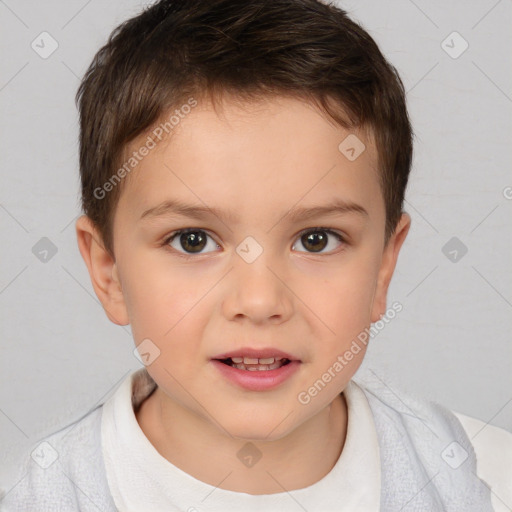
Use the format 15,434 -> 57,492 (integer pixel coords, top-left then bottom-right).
230,427 -> 290,443
219,411 -> 299,443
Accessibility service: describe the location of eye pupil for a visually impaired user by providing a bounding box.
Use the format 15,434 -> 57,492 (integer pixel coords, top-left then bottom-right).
302,231 -> 328,252
181,231 -> 206,253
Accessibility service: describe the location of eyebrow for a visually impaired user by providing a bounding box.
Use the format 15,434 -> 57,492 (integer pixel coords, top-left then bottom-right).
139,198 -> 368,224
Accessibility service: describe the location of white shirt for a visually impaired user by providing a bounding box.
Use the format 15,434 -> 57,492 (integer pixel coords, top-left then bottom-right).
102,369 -> 512,512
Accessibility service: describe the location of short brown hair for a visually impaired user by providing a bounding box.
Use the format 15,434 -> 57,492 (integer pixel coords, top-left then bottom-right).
76,0 -> 413,257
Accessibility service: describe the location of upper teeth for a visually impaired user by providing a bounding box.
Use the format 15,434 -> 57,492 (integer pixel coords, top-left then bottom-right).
231,357 -> 282,365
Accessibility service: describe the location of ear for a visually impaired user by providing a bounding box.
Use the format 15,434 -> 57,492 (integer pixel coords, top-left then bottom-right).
75,215 -> 129,326
370,213 -> 411,323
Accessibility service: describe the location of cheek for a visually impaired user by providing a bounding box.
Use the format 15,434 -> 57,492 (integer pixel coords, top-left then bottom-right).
334,269 -> 377,327
293,262 -> 378,406
295,253 -> 380,343
118,254 -> 206,345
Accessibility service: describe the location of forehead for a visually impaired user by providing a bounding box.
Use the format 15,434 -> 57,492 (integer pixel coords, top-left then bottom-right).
116,95 -> 382,226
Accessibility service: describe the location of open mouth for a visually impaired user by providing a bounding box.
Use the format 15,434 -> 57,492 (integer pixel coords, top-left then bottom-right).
216,357 -> 292,371
211,354 -> 301,390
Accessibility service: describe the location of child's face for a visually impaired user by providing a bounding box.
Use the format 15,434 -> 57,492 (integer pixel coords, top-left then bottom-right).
78,95 -> 409,440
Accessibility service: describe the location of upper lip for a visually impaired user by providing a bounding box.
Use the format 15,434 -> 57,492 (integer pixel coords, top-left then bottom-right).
212,347 -> 301,361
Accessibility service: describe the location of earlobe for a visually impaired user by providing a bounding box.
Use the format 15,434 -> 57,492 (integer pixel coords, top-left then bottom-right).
370,213 -> 411,323
75,215 -> 129,326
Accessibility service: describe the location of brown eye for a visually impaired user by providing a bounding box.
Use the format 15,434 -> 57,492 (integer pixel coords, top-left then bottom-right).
301,231 -> 328,252
293,229 -> 344,254
166,229 -> 218,255
179,230 -> 206,253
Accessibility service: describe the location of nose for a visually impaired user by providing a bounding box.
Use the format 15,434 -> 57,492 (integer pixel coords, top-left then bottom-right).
221,249 -> 293,324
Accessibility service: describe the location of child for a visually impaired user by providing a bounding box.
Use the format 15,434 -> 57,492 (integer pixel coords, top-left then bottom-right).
2,0 -> 511,510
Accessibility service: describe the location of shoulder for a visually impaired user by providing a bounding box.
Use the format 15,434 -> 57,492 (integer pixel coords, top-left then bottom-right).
353,376 -> 508,510
454,411 -> 512,512
0,405 -> 115,512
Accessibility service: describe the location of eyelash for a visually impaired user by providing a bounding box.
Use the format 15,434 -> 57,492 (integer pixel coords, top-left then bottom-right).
162,227 -> 346,259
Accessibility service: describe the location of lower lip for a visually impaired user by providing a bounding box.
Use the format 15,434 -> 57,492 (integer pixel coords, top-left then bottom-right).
211,360 -> 301,391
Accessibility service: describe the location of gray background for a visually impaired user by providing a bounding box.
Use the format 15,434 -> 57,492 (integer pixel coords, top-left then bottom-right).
1,0 -> 511,491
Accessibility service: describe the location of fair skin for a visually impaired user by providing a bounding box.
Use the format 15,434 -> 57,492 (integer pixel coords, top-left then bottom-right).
76,95 -> 410,494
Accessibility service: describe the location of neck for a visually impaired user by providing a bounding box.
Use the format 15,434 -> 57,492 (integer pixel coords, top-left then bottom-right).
136,388 -> 347,494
